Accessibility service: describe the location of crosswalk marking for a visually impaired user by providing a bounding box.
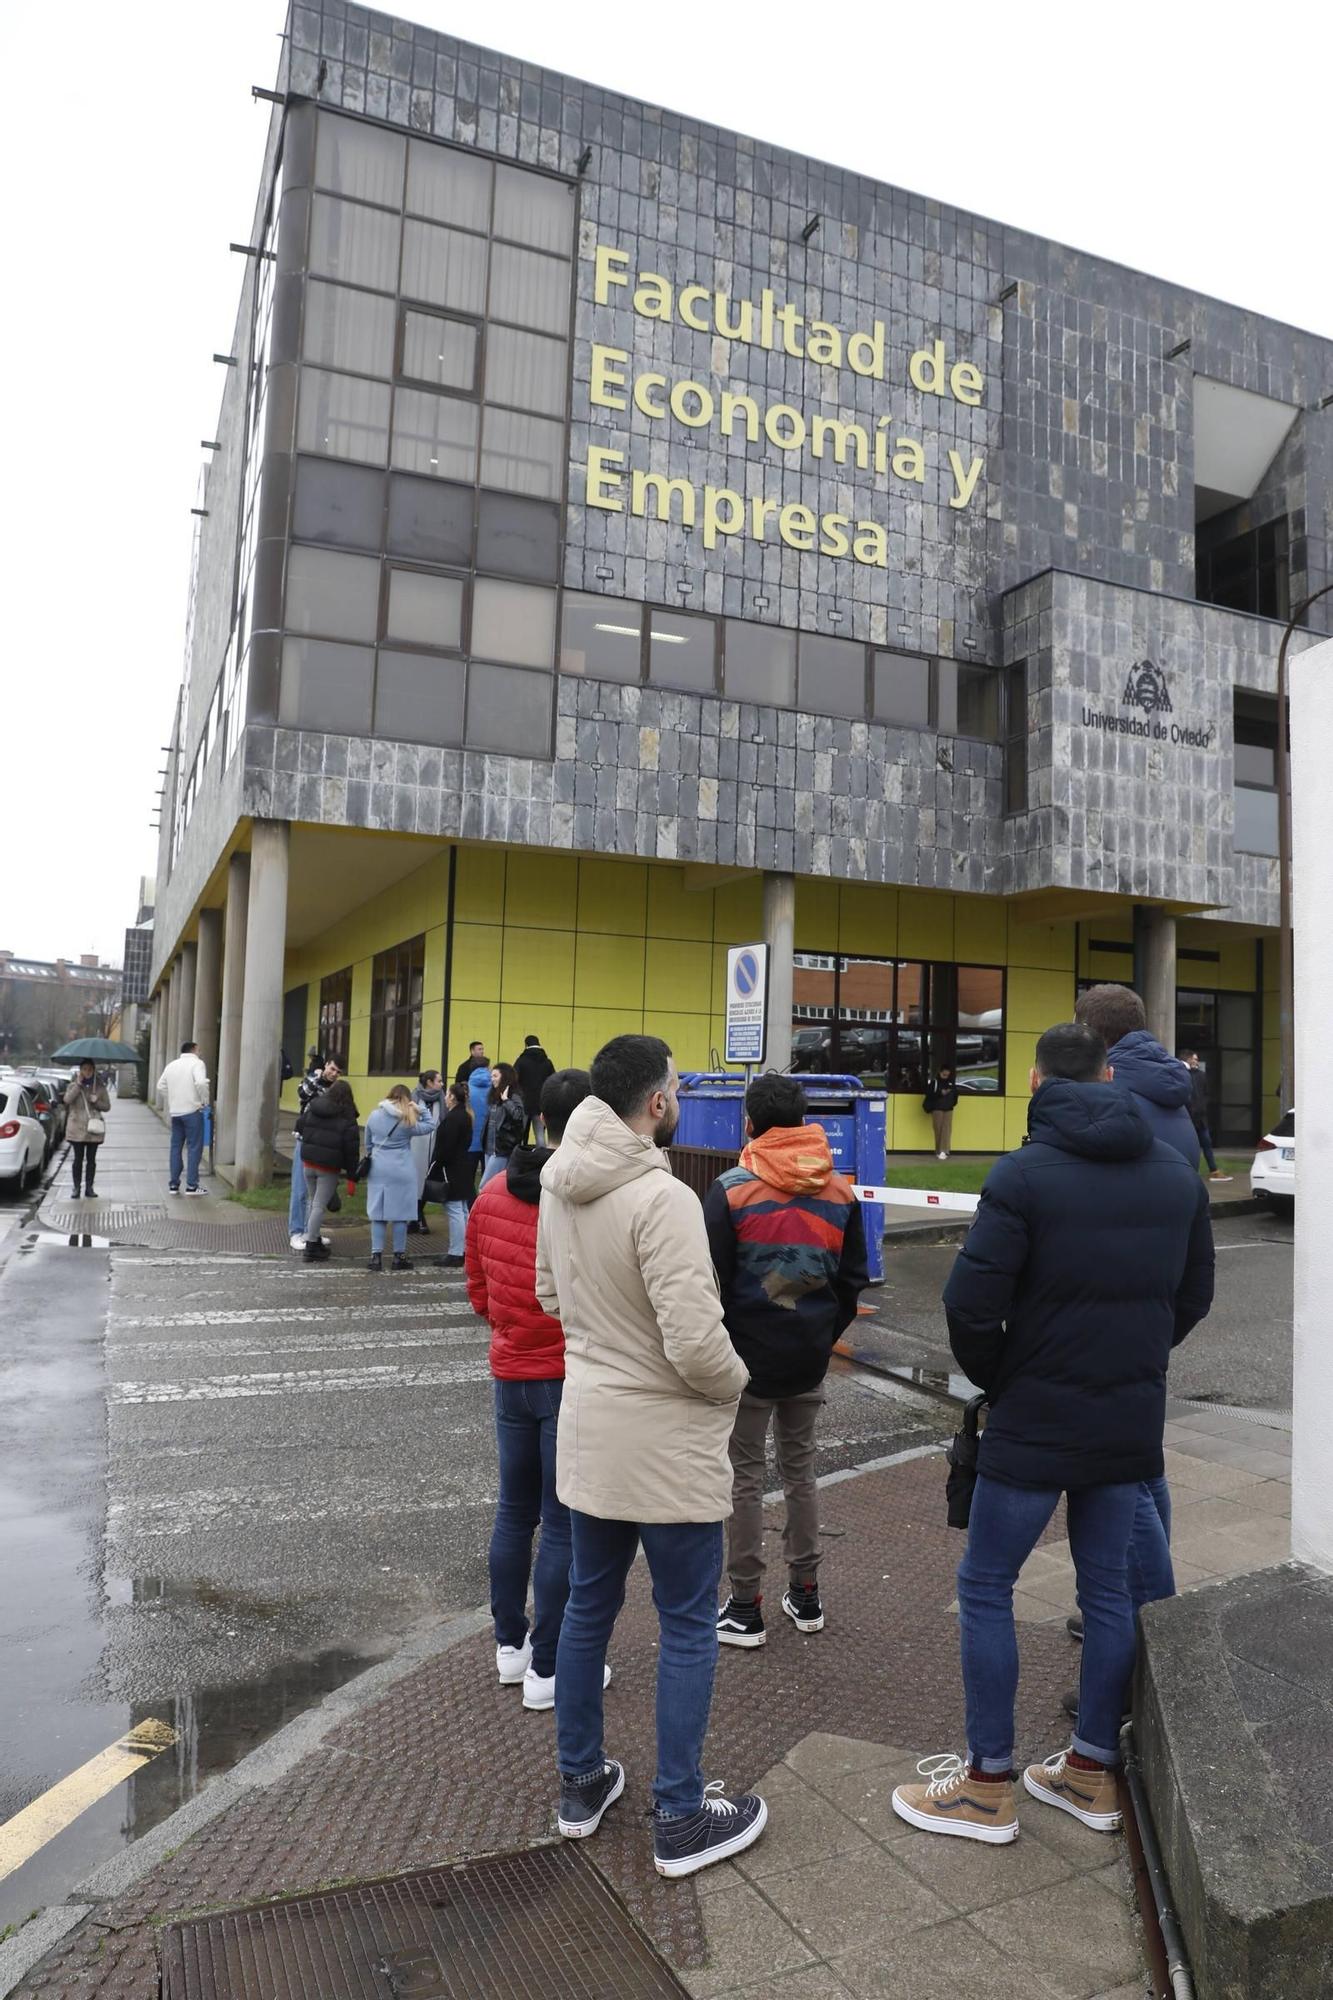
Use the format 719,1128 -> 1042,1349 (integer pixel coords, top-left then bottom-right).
112,1300 -> 475,1329
110,1360 -> 492,1404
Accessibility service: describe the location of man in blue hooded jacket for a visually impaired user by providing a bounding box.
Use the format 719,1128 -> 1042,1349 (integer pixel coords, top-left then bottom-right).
891,1022 -> 1213,1847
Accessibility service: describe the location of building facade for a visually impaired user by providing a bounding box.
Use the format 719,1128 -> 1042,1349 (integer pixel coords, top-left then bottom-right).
148,3 -> 1332,1182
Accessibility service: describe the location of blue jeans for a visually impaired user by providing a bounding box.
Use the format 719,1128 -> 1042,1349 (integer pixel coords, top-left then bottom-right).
556,1513 -> 723,1816
445,1199 -> 467,1257
288,1136 -> 307,1234
480,1153 -> 506,1188
1129,1476 -> 1174,1612
490,1379 -> 571,1677
169,1112 -> 205,1190
370,1219 -> 407,1254
959,1475 -> 1139,1770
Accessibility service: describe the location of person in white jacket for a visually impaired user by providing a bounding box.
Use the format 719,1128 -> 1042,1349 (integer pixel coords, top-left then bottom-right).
156,1040 -> 211,1194
536,1033 -> 768,1881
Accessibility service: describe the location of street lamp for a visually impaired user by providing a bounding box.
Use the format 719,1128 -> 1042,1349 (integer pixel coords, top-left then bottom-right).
1275,580 -> 1333,1112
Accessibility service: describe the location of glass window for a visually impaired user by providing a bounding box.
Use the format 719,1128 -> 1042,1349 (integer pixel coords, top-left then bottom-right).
466,662 -> 554,757
479,406 -> 564,499
390,388 -> 478,481
315,114 -> 405,208
938,660 -> 1000,738
386,473 -> 474,565
1004,663 -> 1028,814
872,650 -> 931,728
1235,786 -> 1279,855
492,164 -> 576,255
292,458 -> 385,550
1234,742 -> 1276,787
368,935 -> 425,1073
488,242 -> 571,335
724,621 -> 797,706
303,280 -> 395,376
297,369 -> 391,463
401,309 -> 479,392
406,138 -> 492,231
279,636 -> 374,734
648,610 -> 716,691
471,579 -> 556,668
318,965 -> 354,1071
484,325 -> 568,416
477,492 -> 559,581
308,194 -> 401,292
957,965 -> 1004,1090
284,545 -> 380,642
373,651 -> 465,747
401,219 -> 487,313
385,569 -> 464,649
560,595 -> 642,680
798,634 -> 865,718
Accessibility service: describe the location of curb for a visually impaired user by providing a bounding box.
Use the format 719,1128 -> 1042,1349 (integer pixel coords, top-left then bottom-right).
0,1606 -> 488,1999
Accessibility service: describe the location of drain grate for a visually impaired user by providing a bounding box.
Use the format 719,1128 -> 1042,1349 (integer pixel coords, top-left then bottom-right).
160,1843 -> 690,1998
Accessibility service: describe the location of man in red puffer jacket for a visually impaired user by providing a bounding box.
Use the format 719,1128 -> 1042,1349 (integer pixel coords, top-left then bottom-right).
467,1067 -> 592,1712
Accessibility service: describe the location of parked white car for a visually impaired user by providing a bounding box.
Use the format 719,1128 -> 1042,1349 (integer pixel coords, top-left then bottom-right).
1250,1110 -> 1295,1208
0,1080 -> 47,1191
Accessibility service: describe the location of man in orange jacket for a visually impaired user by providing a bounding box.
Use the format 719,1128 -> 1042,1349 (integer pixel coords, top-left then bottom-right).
466,1067 -> 591,1711
705,1074 -> 869,1647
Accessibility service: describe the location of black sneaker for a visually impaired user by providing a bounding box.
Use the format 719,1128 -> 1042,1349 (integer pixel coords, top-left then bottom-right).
653,1784 -> 768,1878
303,1240 -> 331,1262
1067,1614 -> 1084,1643
782,1581 -> 824,1633
71,1185 -> 82,1199
717,1596 -> 766,1648
391,1252 -> 414,1271
557,1759 -> 625,1839
367,1252 -> 383,1272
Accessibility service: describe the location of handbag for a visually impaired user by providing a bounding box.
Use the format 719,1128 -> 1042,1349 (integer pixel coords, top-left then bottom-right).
354,1154 -> 373,1184
945,1394 -> 987,1530
83,1087 -> 107,1142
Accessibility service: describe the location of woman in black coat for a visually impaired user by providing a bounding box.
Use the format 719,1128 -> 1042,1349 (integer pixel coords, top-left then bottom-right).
428,1081 -> 474,1265
296,1080 -> 360,1263
922,1066 -> 960,1160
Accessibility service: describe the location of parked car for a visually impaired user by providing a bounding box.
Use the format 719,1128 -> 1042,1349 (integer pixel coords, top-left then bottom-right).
1250,1110 -> 1295,1208
0,1081 -> 47,1191
13,1072 -> 67,1159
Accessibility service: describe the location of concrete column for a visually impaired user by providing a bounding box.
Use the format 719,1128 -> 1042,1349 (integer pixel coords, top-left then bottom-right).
192,909 -> 223,1090
233,821 -> 290,1189
175,943 -> 198,1055
763,872 -> 796,1073
216,852 -> 251,1164
162,968 -> 179,1073
1290,636 -> 1333,1573
1133,906 -> 1176,1053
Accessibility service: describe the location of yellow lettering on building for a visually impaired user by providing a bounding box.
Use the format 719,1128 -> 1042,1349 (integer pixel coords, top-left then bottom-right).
585,446 -> 625,511
633,271 -> 672,320
811,415 -> 870,469
764,404 -> 805,451
893,437 -> 926,483
947,451 -> 984,509
806,322 -> 842,367
669,379 -> 714,428
630,469 -> 697,527
633,372 -> 668,419
720,391 -> 760,442
820,513 -> 851,556
701,487 -> 745,547
594,245 -> 630,303
779,502 -> 817,551
853,521 -> 888,566
590,344 -> 629,411
678,284 -> 711,332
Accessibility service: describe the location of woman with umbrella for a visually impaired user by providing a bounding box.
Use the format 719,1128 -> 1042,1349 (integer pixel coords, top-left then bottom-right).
63,1060 -> 112,1199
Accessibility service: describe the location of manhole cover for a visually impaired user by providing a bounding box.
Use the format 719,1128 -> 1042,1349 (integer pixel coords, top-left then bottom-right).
160,1844 -> 688,1998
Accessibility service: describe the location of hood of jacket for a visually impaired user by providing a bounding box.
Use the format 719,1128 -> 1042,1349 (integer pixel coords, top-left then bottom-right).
375,1098 -> 413,1121
304,1092 -> 349,1127
1027,1078 -> 1153,1161
539,1095 -> 667,1205
1107,1031 -> 1193,1109
738,1120 -> 834,1194
506,1142 -> 554,1204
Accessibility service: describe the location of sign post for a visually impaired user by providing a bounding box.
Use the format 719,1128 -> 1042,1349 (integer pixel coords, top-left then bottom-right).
725,944 -> 768,1068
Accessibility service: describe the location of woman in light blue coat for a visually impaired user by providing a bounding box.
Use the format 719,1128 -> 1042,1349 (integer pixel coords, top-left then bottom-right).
364,1083 -> 436,1272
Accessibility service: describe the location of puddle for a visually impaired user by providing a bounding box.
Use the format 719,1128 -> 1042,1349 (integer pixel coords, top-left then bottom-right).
837,1349 -> 978,1405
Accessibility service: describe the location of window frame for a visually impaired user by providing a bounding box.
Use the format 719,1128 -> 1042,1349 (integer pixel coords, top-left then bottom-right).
791,954 -> 1006,1097
318,965 -> 354,1072
368,934 -> 426,1075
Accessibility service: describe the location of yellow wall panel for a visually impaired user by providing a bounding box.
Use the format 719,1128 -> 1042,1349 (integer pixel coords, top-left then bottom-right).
1004,1097 -> 1032,1149
1007,966 -> 1076,1031
1009,919 -> 1076,971
837,882 -> 898,955
954,1097 -> 1006,1153
500,926 -> 576,1007
643,1011 -> 714,1071
418,999 -> 444,1077
578,857 -> 648,935
795,878 -> 840,950
498,1005 -> 575,1070
575,932 -> 646,1010
453,845 -> 507,924
1216,934 -> 1256,991
711,878 -> 764,942
1005,1029 -> 1040,1092
645,937 -> 713,1014
646,867 -> 715,941
571,1007 -> 643,1066
898,888 -> 954,960
955,894 -> 1007,967
449,1002 -> 500,1075
894,1098 -> 936,1153
503,850 -> 579,932
451,923 -> 504,1002
423,924 -> 447,1007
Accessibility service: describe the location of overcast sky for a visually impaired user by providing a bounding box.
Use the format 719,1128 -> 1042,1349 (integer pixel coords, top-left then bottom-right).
5,1 -> 1328,967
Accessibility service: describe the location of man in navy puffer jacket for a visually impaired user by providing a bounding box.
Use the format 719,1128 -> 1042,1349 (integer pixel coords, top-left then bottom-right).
1075,984 -> 1198,1169
891,1022 -> 1213,1850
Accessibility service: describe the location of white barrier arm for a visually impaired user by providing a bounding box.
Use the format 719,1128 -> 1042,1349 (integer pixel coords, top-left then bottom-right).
850,1184 -> 980,1214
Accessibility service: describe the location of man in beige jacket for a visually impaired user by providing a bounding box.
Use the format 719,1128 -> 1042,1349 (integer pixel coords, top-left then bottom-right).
537,1034 -> 769,1880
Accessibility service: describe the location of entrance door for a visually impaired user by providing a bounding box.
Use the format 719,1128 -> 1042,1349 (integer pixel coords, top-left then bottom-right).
1175,988 -> 1259,1148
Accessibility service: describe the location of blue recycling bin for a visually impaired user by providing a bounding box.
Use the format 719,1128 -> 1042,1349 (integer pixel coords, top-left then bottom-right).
676,1072 -> 887,1281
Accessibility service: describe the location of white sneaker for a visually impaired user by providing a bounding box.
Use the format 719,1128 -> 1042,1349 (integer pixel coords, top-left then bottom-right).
523,1661 -> 611,1712
497,1638 -> 532,1684
290,1232 -> 305,1251
936,1151 -> 948,1160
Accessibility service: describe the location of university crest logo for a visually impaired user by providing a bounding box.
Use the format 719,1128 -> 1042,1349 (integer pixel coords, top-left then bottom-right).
1120,660 -> 1173,716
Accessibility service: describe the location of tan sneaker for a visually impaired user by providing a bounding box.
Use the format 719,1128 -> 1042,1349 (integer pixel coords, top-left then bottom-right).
891,1753 -> 1019,1844
1023,1750 -> 1122,1831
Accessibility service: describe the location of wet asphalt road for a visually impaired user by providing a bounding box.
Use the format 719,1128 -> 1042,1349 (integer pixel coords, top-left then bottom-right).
0,1216 -> 949,1928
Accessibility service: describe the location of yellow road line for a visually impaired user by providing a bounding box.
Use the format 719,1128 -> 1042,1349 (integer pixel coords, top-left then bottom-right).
0,1720 -> 177,1881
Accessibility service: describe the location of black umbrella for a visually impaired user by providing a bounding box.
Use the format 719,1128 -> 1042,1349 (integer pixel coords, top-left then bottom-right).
49,1036 -> 141,1064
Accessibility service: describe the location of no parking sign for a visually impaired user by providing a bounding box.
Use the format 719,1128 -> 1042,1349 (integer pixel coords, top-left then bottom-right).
725,943 -> 768,1065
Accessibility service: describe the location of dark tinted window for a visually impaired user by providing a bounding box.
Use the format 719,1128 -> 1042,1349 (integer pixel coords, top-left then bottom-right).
466,662 -> 554,756
279,638 -> 374,734
477,493 -> 560,580
1273,1110 -> 1295,1138
386,473 -> 473,565
292,458 -> 385,550
798,635 -> 865,718
872,650 -> 931,727
724,621 -> 796,705
373,651 -> 465,745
